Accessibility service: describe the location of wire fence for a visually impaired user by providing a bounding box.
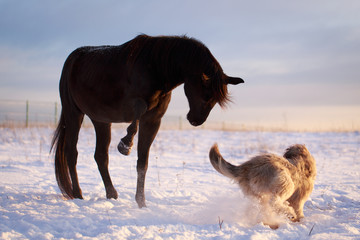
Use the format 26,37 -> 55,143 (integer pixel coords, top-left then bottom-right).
0,100 -> 59,127
3,99 -> 357,132
0,99 -> 247,131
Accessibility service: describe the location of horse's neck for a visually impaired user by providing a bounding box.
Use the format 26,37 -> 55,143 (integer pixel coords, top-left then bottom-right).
163,76 -> 185,93
163,62 -> 194,92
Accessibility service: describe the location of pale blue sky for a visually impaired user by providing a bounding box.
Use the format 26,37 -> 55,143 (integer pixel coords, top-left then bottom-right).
1,0 -> 359,129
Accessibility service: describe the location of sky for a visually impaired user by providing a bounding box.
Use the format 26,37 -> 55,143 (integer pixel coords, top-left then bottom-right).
0,0 -> 359,130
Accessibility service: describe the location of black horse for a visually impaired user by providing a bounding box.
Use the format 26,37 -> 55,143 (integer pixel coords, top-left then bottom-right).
51,34 -> 243,208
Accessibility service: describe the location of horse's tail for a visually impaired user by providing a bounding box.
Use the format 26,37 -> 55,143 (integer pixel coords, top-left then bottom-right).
50,111 -> 74,199
51,52 -> 79,200
209,143 -> 240,180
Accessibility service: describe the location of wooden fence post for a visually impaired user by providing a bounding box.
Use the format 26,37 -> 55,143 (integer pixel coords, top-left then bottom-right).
25,100 -> 29,127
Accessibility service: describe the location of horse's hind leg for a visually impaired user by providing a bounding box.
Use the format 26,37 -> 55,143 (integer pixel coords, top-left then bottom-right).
118,99 -> 147,155
92,120 -> 118,199
64,112 -> 84,199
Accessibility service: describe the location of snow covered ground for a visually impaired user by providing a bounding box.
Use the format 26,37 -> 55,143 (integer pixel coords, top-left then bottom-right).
0,127 -> 359,239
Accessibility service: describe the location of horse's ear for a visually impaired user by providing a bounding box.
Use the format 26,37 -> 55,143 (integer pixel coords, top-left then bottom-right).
225,76 -> 244,85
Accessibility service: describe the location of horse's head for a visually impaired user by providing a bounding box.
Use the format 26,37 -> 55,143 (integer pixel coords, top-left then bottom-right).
184,73 -> 243,126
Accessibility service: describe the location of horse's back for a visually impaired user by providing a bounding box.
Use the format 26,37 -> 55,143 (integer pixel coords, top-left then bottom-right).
59,44 -> 133,122
59,42 -> 163,123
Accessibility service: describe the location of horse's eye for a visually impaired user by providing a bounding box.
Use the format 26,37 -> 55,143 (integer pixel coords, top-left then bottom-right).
202,73 -> 211,87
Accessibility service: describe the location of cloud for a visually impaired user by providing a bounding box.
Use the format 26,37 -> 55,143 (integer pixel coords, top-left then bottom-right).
0,47 -> 61,101
0,0 -> 359,109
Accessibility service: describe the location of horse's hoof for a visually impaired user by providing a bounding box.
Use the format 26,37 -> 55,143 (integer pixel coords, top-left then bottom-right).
73,193 -> 83,199
117,140 -> 132,155
106,188 -> 118,199
137,201 -> 147,208
135,195 -> 147,208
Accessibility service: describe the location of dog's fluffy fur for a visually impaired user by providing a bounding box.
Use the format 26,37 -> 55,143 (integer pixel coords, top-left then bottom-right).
209,144 -> 316,228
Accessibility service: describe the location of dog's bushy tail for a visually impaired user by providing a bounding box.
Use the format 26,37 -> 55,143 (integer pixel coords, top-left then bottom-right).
209,143 -> 239,179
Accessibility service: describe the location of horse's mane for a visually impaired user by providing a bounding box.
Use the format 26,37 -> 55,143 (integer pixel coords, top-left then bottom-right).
124,34 -> 230,107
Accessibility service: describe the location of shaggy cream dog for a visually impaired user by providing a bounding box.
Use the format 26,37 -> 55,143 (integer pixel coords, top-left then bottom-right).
209,144 -> 316,229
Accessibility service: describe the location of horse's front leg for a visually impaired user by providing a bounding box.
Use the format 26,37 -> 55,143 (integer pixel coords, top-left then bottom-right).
135,117 -> 161,208
118,99 -> 147,155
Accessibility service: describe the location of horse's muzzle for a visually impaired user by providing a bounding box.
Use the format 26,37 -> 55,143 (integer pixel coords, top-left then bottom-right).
187,113 -> 205,126
190,121 -> 201,126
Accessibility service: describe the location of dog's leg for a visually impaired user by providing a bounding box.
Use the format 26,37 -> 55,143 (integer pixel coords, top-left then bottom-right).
258,195 -> 281,230
270,195 -> 297,222
288,199 -> 306,221
267,171 -> 298,222
287,189 -> 311,221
